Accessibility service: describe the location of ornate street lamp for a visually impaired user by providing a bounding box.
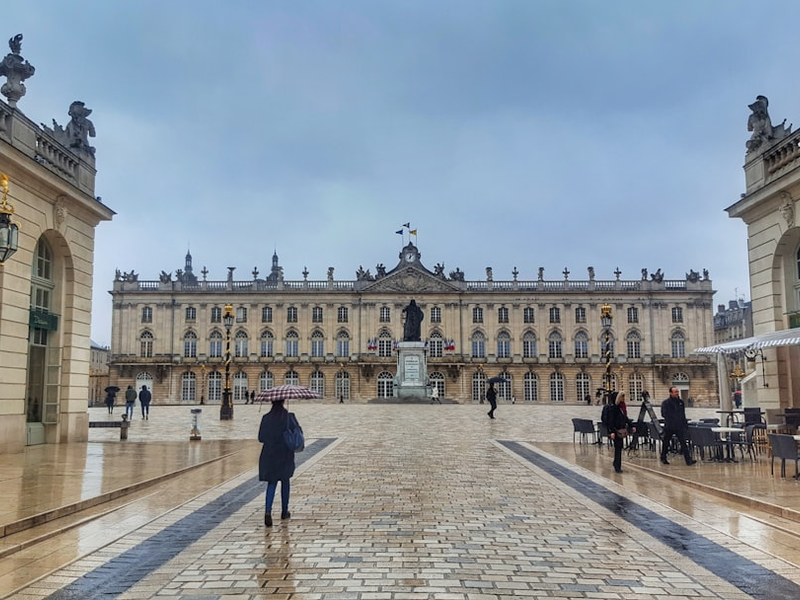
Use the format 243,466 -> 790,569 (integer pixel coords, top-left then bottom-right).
0,174 -> 20,265
220,303 -> 234,420
600,303 -> 613,404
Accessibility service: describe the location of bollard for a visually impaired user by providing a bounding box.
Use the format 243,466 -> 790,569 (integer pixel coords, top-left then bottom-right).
190,408 -> 202,441
120,414 -> 129,441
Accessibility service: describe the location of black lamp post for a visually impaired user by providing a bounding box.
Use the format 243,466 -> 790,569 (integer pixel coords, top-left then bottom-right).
220,303 -> 234,420
0,174 -> 20,266
600,303 -> 613,404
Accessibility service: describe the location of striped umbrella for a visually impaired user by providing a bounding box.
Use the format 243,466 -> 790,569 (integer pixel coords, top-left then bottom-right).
255,385 -> 320,403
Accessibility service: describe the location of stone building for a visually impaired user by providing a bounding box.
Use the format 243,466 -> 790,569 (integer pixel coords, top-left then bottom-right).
713,299 -> 753,346
723,95 -> 800,408
0,34 -> 113,452
108,244 -> 718,406
89,341 -> 110,407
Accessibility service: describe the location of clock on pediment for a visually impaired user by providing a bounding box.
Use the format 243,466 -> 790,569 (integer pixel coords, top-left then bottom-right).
400,244 -> 420,265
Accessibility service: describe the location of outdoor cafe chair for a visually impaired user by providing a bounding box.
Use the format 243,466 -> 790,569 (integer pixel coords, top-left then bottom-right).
571,418 -> 597,445
767,433 -> 800,478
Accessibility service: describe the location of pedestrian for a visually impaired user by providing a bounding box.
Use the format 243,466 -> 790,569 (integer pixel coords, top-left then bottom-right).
431,385 -> 441,404
603,392 -> 635,473
584,394 -> 592,405
124,385 -> 136,420
339,393 -> 344,404
139,385 -> 152,420
486,383 -> 497,419
660,386 -> 696,466
250,390 -> 255,405
258,398 -> 301,527
104,390 -> 116,414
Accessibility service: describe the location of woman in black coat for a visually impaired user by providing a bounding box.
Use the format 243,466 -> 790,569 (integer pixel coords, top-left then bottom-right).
258,399 -> 298,527
605,392 -> 635,474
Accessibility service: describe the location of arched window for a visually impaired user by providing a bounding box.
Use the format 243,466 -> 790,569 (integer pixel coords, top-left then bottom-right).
181,372 -> 196,402
472,370 -> 487,402
548,332 -> 562,359
140,331 -> 154,358
523,332 -> 537,358
310,370 -> 324,397
627,331 -> 641,359
183,331 -> 197,358
209,330 -> 223,358
285,331 -> 299,357
549,372 -> 565,402
336,331 -> 350,357
336,370 -> 351,401
629,373 -> 644,400
285,370 -> 300,386
259,370 -> 273,391
260,330 -> 274,357
429,331 -> 443,358
234,331 -> 248,357
471,331 -> 486,358
311,330 -> 325,357
430,371 -> 445,399
497,331 -> 511,358
377,371 -> 394,398
233,371 -> 248,401
524,372 -> 538,402
208,371 -> 222,403
378,330 -> 393,357
671,331 -> 686,358
496,375 -> 512,401
576,372 -> 591,402
574,331 -> 588,359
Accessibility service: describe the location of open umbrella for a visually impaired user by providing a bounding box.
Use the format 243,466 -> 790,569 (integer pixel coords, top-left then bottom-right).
104,386 -> 121,394
487,376 -> 510,385
255,385 -> 320,403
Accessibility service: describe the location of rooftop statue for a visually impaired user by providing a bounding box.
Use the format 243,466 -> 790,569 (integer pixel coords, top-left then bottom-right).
0,34 -> 35,107
746,95 -> 791,154
46,101 -> 96,156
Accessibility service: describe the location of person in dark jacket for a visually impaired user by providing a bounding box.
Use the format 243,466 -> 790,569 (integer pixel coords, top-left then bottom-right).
486,383 -> 497,419
138,385 -> 152,420
660,386 -> 696,466
124,385 -> 137,420
258,399 -> 299,527
604,392 -> 635,473
104,390 -> 116,414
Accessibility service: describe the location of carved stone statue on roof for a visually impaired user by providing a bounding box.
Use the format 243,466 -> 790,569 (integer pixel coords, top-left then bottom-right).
746,95 -> 791,154
46,101 -> 96,156
0,34 -> 35,108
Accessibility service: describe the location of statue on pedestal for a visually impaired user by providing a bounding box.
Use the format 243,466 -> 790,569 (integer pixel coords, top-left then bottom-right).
402,299 -> 424,342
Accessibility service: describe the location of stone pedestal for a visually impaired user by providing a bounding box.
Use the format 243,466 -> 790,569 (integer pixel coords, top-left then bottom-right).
395,342 -> 428,399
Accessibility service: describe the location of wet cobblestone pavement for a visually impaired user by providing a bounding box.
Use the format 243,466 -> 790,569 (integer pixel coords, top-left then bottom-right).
3,402 -> 800,599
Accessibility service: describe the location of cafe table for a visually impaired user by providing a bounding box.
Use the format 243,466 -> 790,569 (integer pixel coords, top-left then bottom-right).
711,426 -> 743,462
716,410 -> 745,427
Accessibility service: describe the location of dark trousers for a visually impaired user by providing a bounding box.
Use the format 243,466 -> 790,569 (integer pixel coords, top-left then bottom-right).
613,435 -> 624,472
661,426 -> 693,464
488,397 -> 497,416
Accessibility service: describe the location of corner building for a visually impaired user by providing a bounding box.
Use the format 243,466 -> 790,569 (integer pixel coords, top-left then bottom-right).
109,243 -> 717,406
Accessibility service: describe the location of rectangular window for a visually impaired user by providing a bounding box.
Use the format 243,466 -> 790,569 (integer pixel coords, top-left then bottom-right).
549,307 -> 560,323
211,306 -> 221,323
672,307 -> 683,323
185,307 -> 196,321
379,307 -> 391,323
141,306 -> 152,323
312,307 -> 323,323
498,307 -> 509,324
523,307 -> 535,323
473,307 -> 483,324
262,307 -> 273,323
574,307 -> 586,323
430,306 -> 442,323
337,306 -> 348,323
627,307 -> 639,323
287,307 -> 298,323
236,307 -> 247,323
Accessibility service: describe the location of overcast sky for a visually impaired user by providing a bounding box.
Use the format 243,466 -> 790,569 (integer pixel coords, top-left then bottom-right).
5,1 -> 798,347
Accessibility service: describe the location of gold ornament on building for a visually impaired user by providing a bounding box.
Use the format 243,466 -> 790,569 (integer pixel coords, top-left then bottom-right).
0,173 -> 21,265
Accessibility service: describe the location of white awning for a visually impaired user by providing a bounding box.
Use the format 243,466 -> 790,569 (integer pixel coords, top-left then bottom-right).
695,328 -> 800,354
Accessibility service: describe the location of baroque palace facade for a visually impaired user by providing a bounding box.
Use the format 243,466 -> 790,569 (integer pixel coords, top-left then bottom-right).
0,35 -> 113,452
108,243 -> 718,406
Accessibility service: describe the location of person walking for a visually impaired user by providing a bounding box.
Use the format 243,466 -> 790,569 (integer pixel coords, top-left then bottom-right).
124,385 -> 137,420
104,390 -> 116,414
258,399 -> 301,527
139,385 -> 152,420
431,385 -> 441,404
660,386 -> 696,466
603,392 -> 635,473
486,383 -> 497,419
